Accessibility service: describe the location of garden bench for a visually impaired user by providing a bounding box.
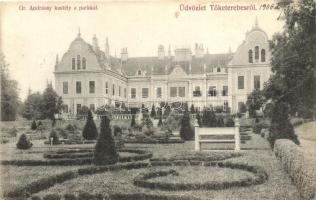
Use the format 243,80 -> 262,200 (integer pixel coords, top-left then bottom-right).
194,119 -> 240,151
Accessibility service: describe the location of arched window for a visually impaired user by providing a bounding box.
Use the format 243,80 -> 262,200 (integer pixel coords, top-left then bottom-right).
255,46 -> 259,60
138,70 -> 141,75
82,57 -> 86,69
72,58 -> 75,70
261,49 -> 266,62
77,55 -> 81,69
248,50 -> 253,63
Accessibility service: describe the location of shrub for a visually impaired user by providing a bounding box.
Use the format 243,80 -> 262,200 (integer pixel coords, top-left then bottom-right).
113,125 -> 122,137
82,110 -> 98,140
253,121 -> 270,134
37,120 -> 43,127
157,116 -> 163,127
49,130 -> 60,145
43,194 -> 61,200
202,110 -> 217,127
150,104 -> 156,118
94,116 -> 119,165
162,112 -> 179,132
274,139 -> 316,200
217,116 -> 224,127
179,112 -> 194,141
31,120 -> 37,130
16,134 -> 33,149
131,115 -> 136,128
55,127 -> 68,139
196,112 -> 202,127
225,117 -> 235,127
8,127 -> 18,137
64,194 -> 77,200
268,102 -> 299,147
65,124 -> 77,133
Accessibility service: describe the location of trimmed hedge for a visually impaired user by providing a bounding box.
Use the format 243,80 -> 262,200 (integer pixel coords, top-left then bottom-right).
150,152 -> 242,162
1,148 -> 153,166
134,161 -> 268,191
34,193 -> 202,200
274,139 -> 316,200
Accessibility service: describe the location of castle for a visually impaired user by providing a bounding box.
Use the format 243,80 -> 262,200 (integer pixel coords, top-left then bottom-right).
54,19 -> 271,115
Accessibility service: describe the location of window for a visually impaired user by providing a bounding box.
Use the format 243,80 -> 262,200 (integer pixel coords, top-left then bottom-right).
261,49 -> 266,62
193,86 -> 201,97
63,105 -> 68,113
142,88 -> 149,98
124,88 -> 126,98
156,87 -> 162,98
178,87 -> 185,97
254,75 -> 260,90
138,70 -> 141,75
77,55 -> 81,69
63,81 -> 68,94
76,104 -> 81,114
131,88 -> 136,98
82,57 -> 86,69
217,67 -> 221,72
170,87 -> 177,97
72,58 -> 76,70
112,84 -> 115,95
223,101 -> 228,111
238,76 -> 244,89
105,82 -> 108,94
76,81 -> 81,94
119,86 -> 121,96
248,50 -> 253,63
89,104 -> 95,112
255,46 -> 259,60
222,86 -> 228,96
208,86 -> 217,96
89,81 -> 95,94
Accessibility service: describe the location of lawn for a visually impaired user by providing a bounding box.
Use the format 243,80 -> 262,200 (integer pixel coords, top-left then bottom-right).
0,122 -> 303,200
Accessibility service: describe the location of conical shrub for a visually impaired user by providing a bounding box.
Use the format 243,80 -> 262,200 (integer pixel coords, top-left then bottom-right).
17,134 -> 33,149
82,110 -> 98,140
94,116 -> 119,165
31,120 -> 37,130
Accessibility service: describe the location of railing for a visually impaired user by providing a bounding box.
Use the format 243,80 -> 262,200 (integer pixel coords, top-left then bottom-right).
194,119 -> 240,151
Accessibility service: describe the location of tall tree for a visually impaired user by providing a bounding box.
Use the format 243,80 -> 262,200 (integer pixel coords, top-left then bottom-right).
42,83 -> 63,124
180,111 -> 194,140
246,89 -> 266,118
265,0 -> 316,118
22,92 -> 43,120
190,104 -> 195,114
0,53 -> 20,121
150,104 -> 156,118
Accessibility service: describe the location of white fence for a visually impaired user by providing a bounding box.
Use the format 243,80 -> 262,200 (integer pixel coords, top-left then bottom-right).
194,119 -> 240,151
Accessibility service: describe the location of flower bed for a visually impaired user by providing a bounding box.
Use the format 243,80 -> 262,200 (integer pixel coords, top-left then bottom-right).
274,139 -> 316,200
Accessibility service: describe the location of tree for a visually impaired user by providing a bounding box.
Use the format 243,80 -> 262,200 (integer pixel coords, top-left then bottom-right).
163,103 -> 171,118
94,116 -> 119,165
202,109 -> 217,127
265,0 -> 316,118
150,104 -> 156,118
238,103 -> 247,114
22,92 -> 44,120
31,120 -> 37,130
190,104 -> 195,114
16,134 -> 33,149
1,53 -> 20,121
158,115 -> 163,127
49,129 -> 60,145
82,110 -> 98,140
217,116 -> 224,127
196,112 -> 202,127
42,83 -> 63,125
268,102 -> 299,147
246,89 -> 266,118
130,115 -> 136,128
180,112 -> 194,140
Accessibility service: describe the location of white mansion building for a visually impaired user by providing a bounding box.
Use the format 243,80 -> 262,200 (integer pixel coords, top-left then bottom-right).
54,20 -> 271,115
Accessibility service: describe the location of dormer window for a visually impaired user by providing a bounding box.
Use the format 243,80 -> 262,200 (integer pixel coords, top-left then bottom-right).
248,50 -> 253,63
82,57 -> 86,69
77,55 -> 81,69
261,49 -> 266,62
72,58 -> 75,70
255,46 -> 259,61
138,70 -> 142,75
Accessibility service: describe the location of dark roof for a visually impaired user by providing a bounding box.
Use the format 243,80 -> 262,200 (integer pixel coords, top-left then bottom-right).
121,53 -> 234,76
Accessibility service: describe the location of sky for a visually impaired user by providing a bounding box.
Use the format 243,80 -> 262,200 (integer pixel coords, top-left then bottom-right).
1,0 -> 284,100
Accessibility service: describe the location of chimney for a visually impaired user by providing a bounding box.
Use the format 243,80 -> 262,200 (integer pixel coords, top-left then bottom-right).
195,43 -> 204,58
168,45 -> 172,58
105,37 -> 110,58
158,45 -> 165,60
92,34 -> 99,52
121,48 -> 128,61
